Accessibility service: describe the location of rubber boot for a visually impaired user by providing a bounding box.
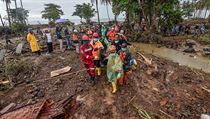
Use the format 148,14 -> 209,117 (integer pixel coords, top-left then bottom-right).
112,82 -> 117,93
118,77 -> 124,85
96,67 -> 101,76
90,75 -> 95,85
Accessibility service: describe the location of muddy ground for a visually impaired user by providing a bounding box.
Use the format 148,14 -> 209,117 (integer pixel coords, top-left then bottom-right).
0,45 -> 209,119
130,32 -> 210,51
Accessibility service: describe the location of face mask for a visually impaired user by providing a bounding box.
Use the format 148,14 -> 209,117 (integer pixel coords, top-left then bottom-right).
83,41 -> 90,46
93,38 -> 98,43
115,40 -> 119,44
122,48 -> 126,51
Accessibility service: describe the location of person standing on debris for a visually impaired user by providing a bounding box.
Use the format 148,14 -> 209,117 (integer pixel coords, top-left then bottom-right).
4,28 -> 13,45
27,28 -> 41,55
90,32 -> 104,76
56,25 -> 63,50
72,29 -> 79,53
64,27 -> 72,49
44,29 -> 53,53
80,34 -> 95,82
107,45 -> 124,93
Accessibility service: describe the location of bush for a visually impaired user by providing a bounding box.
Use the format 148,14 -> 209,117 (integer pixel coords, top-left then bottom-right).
5,60 -> 33,77
11,22 -> 27,33
0,26 -> 12,36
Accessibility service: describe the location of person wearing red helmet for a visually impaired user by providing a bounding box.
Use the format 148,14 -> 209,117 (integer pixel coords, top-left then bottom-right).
80,34 -> 95,82
107,45 -> 124,93
90,32 -> 104,76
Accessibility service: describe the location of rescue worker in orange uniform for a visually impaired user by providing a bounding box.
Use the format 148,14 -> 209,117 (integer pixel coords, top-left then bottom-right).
118,43 -> 132,85
90,32 -> 104,76
107,27 -> 116,42
80,35 -> 95,82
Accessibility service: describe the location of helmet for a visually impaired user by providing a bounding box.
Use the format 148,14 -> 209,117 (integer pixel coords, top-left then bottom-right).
109,45 -> 116,52
28,28 -> 33,32
82,35 -> 89,41
93,32 -> 99,38
120,30 -> 124,34
87,30 -> 93,35
74,29 -> 78,32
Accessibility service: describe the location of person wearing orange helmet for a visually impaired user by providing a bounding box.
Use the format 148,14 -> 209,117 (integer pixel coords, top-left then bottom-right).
90,32 -> 104,76
107,45 -> 124,93
80,34 -> 95,83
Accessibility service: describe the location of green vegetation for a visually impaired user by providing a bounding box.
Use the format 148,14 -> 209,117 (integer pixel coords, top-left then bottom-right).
72,3 -> 95,24
41,3 -> 64,22
9,8 -> 28,23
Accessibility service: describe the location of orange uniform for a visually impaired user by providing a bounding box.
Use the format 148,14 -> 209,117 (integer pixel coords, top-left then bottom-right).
107,31 -> 116,42
90,40 -> 104,60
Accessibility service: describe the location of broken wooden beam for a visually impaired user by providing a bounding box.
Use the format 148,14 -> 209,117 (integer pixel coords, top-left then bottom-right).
50,66 -> 72,77
137,52 -> 152,65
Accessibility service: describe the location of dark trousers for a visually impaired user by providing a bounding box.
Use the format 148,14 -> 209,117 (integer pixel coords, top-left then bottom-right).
47,42 -> 53,53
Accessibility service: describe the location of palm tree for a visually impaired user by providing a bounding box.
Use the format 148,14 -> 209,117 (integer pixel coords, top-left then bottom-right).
0,14 -> 5,26
91,0 -> 100,24
101,0 -> 111,21
2,0 -> 11,26
12,0 -> 18,21
19,0 -> 23,8
19,0 -> 26,24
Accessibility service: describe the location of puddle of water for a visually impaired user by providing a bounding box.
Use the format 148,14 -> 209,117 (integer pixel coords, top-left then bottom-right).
133,43 -> 210,73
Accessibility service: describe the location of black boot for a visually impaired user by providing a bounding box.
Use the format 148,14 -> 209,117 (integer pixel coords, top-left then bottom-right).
90,75 -> 95,85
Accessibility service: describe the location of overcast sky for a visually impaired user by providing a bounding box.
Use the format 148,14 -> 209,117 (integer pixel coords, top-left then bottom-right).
0,0 -> 125,24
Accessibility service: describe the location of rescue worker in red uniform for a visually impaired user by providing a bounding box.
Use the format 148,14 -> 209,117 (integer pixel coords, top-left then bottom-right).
80,34 -> 95,82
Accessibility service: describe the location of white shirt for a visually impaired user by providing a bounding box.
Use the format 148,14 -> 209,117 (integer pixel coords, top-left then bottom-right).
45,33 -> 52,43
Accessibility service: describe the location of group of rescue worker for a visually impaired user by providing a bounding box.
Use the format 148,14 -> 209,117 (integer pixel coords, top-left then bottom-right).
80,25 -> 137,93
25,23 -> 136,94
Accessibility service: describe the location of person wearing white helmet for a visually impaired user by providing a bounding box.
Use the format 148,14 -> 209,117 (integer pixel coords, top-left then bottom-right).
72,29 -> 79,53
74,29 -> 78,33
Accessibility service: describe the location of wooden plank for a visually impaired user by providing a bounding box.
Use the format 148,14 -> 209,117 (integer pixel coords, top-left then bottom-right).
0,103 -> 16,114
201,86 -> 210,93
50,66 -> 72,77
0,80 -> 10,85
